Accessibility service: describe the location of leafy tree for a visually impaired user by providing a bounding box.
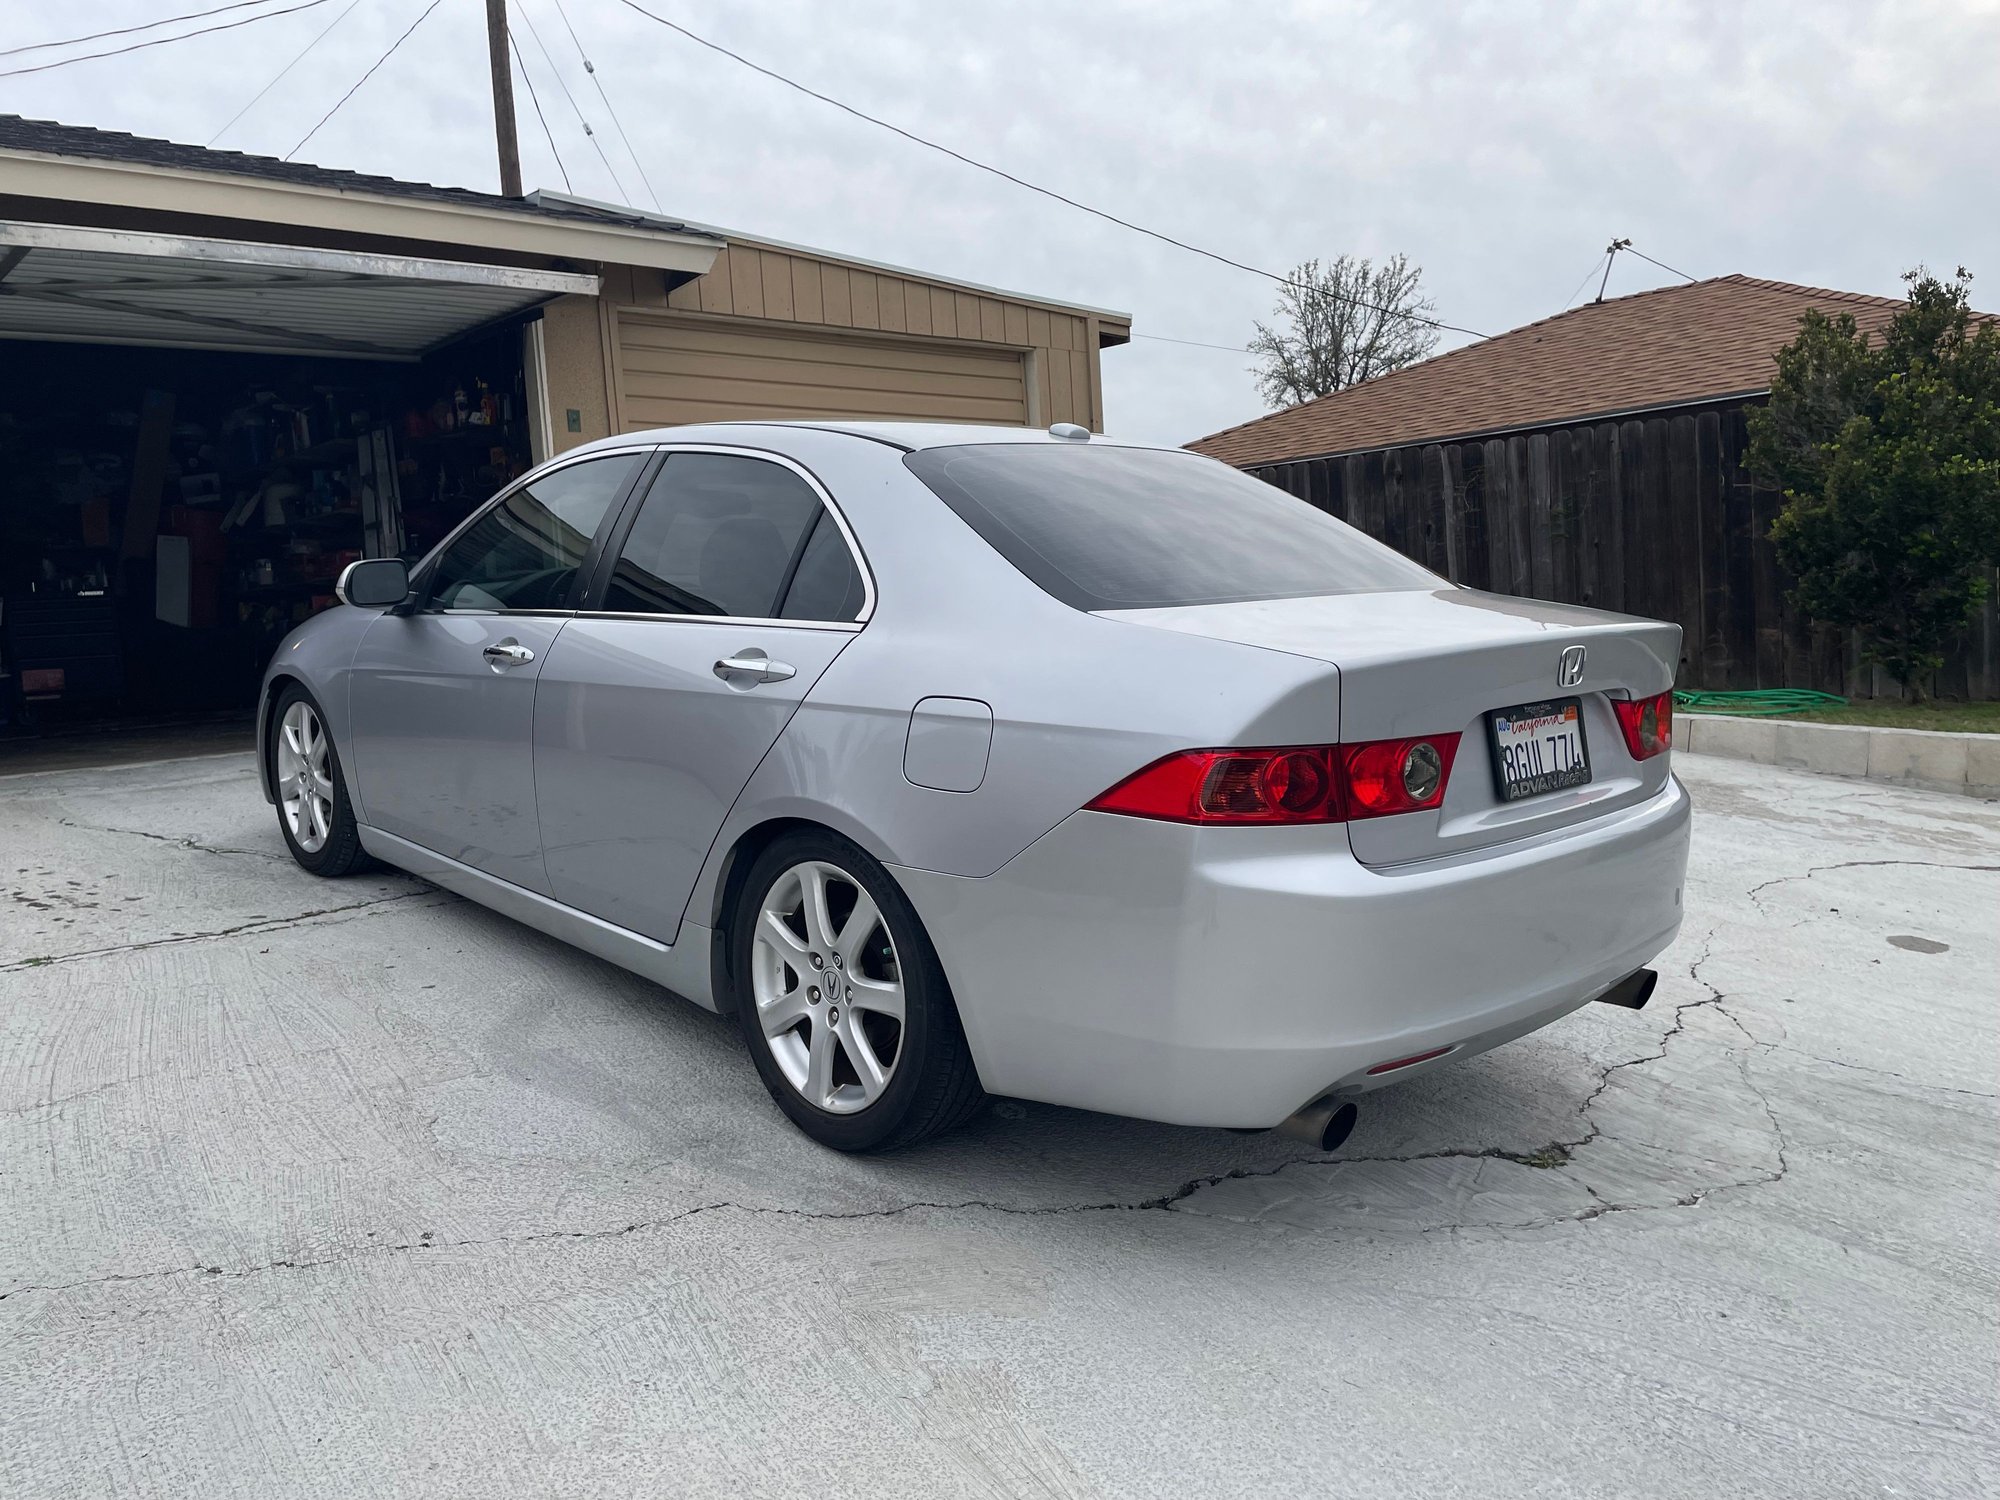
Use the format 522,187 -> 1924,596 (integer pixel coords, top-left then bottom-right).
1746,268 -> 2000,698
1248,254 -> 1440,408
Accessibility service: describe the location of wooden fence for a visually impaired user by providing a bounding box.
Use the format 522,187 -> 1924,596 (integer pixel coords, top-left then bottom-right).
1248,398 -> 2000,699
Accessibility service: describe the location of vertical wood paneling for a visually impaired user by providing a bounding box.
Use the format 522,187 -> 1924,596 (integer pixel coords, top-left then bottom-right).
849,271 -> 879,329
928,285 -> 956,338
1026,307 -> 1052,348
821,265 -> 852,326
732,249 -> 766,318
1049,348 -> 1073,420
1526,432 -> 1554,599
955,291 -> 981,338
979,298 -> 1006,342
760,253 -> 794,320
792,259 -> 824,323
1070,349 -> 1091,426
904,282 -> 932,336
668,275 -> 703,310
876,278 -> 906,332
1004,304 -> 1030,345
698,249 -> 734,314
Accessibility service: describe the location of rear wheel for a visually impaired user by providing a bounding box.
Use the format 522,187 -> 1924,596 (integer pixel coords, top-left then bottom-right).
270,685 -> 371,876
730,830 -> 984,1151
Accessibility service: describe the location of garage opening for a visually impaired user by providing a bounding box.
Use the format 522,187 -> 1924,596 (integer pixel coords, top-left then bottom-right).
0,222 -> 593,743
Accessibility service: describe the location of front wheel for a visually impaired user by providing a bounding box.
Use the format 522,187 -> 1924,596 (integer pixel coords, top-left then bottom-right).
270,685 -> 371,876
730,830 -> 985,1151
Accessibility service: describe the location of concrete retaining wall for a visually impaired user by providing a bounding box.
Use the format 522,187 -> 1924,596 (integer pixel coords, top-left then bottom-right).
1679,714 -> 2000,799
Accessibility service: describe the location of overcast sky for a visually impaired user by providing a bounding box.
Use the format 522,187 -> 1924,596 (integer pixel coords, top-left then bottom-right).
8,0 -> 1998,443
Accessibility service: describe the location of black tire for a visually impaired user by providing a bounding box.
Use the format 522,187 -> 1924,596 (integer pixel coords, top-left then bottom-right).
728,829 -> 986,1152
268,683 -> 373,877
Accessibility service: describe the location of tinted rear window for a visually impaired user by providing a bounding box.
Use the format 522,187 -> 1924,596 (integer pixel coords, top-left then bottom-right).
903,444 -> 1440,611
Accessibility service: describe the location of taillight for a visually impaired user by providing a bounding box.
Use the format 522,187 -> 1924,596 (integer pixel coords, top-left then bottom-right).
1085,734 -> 1461,826
1338,734 -> 1461,818
1613,691 -> 1674,761
1086,746 -> 1342,824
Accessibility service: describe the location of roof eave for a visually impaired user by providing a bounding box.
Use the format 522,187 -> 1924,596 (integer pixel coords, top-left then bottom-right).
1206,387 -> 1774,467
0,149 -> 725,275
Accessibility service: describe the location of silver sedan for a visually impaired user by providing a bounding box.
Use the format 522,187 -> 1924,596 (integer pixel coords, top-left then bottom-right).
259,422 -> 1690,1151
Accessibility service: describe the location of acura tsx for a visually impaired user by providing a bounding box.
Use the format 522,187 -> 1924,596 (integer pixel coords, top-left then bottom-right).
259,421 -> 1689,1151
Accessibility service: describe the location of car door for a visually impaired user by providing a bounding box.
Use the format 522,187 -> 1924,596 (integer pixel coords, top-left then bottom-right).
533,448 -> 871,943
346,450 -> 650,892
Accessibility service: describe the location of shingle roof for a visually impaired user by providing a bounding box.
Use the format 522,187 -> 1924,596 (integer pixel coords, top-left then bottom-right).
1188,274 -> 1959,467
0,114 -> 691,233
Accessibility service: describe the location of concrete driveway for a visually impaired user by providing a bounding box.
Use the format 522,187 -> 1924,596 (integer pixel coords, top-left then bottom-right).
2,750 -> 1994,1498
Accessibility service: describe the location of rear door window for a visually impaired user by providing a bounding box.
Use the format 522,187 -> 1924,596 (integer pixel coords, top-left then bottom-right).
601,453 -> 859,620
903,443 -> 1440,611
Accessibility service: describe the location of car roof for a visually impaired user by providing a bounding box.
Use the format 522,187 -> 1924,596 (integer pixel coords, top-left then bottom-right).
568,420 -> 1173,456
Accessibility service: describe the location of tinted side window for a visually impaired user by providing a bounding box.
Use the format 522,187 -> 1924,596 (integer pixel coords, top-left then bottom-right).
430,454 -> 641,611
903,444 -> 1441,611
779,513 -> 866,622
603,454 -> 823,618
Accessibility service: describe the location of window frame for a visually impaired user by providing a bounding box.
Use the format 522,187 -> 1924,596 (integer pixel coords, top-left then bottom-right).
407,445 -> 662,617
576,443 -> 876,632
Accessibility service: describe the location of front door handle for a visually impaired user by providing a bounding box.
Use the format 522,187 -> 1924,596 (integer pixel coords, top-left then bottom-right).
482,642 -> 536,667
714,651 -> 797,685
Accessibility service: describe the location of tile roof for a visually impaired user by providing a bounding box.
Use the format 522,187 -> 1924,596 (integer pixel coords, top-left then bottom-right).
0,114 -> 692,233
1188,274 -> 1963,467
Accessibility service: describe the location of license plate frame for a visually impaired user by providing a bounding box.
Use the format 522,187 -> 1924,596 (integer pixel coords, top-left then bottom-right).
1487,696 -> 1592,802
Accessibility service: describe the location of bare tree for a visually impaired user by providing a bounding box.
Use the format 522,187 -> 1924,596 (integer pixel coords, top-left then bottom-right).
1248,254 -> 1441,407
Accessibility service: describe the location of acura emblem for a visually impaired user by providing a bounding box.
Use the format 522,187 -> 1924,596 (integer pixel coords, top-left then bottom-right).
1558,644 -> 1588,687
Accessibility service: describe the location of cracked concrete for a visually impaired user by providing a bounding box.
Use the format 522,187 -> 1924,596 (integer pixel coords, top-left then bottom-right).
1,750 -> 1994,1498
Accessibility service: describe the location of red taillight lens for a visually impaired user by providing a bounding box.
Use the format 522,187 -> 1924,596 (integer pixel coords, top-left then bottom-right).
1087,746 -> 1343,824
1337,734 -> 1461,819
1613,691 -> 1674,761
1085,734 -> 1461,826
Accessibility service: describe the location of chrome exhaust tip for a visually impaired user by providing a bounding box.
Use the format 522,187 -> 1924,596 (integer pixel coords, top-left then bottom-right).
1593,968 -> 1659,1010
1276,1094 -> 1359,1152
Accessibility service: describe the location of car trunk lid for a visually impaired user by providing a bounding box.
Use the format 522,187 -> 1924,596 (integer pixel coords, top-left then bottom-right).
1100,587 -> 1681,866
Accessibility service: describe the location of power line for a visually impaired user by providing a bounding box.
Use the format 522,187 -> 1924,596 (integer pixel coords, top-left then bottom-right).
1,0 -> 286,58
1133,332 -> 1249,353
611,0 -> 1488,342
508,25 -> 573,193
548,0 -> 661,212
207,0 -> 363,147
0,0 -> 330,79
512,1 -> 625,202
285,0 -> 441,161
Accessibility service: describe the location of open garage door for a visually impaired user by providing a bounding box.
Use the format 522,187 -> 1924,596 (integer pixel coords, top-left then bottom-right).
615,313 -> 1031,428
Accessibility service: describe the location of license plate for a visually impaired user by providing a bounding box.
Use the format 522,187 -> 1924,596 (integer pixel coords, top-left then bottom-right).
1488,697 -> 1591,802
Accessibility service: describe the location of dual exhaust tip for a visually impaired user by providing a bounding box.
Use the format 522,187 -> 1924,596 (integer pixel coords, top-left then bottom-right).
1272,968 -> 1659,1152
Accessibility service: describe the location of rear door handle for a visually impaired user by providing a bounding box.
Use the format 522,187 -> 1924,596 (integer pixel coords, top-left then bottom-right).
714,651 -> 797,684
482,642 -> 536,666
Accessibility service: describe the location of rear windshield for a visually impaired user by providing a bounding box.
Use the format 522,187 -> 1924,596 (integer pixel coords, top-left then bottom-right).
904,443 -> 1440,611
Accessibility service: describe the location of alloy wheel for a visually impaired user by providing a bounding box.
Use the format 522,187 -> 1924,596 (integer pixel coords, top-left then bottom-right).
750,859 -> 906,1114
278,700 -> 335,854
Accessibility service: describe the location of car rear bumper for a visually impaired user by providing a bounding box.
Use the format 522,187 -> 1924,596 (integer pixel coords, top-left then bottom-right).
891,774 -> 1691,1129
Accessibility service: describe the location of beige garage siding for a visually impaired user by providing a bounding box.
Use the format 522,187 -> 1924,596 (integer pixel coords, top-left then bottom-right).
615,312 -> 1029,428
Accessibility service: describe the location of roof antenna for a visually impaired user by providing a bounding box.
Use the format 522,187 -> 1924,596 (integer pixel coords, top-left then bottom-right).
1595,238 -> 1632,303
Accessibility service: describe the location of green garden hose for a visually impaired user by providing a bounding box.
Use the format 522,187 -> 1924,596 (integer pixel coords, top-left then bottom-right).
1672,689 -> 1848,717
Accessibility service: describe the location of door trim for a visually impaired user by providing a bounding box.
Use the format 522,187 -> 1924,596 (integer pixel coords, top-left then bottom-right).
358,824 -> 719,1011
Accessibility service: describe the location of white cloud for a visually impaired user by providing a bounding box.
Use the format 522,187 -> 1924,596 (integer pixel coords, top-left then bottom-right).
8,0 -> 1997,443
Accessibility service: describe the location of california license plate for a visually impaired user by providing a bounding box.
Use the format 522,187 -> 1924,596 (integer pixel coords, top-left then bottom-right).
1488,697 -> 1591,802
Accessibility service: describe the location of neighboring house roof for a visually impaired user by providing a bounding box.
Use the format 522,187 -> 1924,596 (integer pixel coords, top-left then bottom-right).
1189,274 -> 1960,467
0,114 -> 684,232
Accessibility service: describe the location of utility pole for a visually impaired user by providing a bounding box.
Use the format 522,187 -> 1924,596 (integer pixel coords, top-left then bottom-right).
485,0 -> 523,197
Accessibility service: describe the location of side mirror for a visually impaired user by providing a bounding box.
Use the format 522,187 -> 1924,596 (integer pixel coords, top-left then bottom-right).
336,558 -> 411,609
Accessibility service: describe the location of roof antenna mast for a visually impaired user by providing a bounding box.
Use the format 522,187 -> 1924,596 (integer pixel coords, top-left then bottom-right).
1596,238 -> 1632,303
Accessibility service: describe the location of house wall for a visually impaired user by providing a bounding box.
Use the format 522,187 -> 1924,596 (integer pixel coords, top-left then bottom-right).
1247,400 -> 1999,699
